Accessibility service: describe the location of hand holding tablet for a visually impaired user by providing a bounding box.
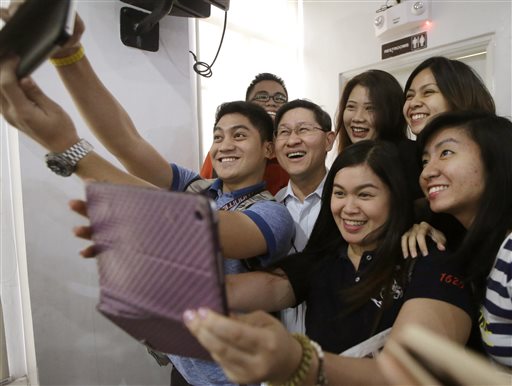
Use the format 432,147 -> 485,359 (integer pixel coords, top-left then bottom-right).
86,182 -> 228,359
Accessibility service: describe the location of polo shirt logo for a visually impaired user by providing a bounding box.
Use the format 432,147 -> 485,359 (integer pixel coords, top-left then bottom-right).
371,279 -> 404,308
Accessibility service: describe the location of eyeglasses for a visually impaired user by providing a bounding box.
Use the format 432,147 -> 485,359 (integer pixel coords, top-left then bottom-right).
274,123 -> 325,140
251,92 -> 288,104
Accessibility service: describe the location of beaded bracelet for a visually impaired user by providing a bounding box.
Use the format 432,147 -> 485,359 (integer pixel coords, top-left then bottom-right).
50,45 -> 85,67
310,340 -> 328,386
268,333 -> 314,386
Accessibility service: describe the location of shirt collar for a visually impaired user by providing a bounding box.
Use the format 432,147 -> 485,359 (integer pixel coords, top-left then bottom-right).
340,244 -> 376,270
277,173 -> 327,203
207,179 -> 267,198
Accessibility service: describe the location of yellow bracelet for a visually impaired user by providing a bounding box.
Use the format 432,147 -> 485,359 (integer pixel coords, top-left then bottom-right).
268,334 -> 314,386
50,46 -> 85,67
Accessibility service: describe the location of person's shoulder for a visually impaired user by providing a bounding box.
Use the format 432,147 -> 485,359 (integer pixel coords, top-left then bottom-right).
419,238 -> 456,259
274,185 -> 289,202
170,163 -> 201,191
501,233 -> 512,253
423,242 -> 451,259
494,233 -> 512,274
245,199 -> 293,223
248,196 -> 287,210
242,199 -> 294,242
405,244 -> 471,310
408,241 -> 467,283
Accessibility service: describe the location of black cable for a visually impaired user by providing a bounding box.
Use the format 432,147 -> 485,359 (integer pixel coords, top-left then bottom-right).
189,10 -> 228,78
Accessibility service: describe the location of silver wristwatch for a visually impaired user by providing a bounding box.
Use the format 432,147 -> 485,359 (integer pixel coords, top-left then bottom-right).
45,139 -> 94,177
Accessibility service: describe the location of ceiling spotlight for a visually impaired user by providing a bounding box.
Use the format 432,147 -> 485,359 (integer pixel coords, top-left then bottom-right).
411,1 -> 425,15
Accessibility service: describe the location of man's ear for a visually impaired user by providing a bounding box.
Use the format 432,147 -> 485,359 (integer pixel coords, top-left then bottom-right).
264,141 -> 275,159
325,131 -> 336,152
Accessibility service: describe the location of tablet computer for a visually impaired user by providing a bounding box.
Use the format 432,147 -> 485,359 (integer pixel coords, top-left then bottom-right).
85,182 -> 227,360
0,0 -> 76,77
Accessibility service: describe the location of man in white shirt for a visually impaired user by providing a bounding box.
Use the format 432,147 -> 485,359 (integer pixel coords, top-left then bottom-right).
273,99 -> 336,332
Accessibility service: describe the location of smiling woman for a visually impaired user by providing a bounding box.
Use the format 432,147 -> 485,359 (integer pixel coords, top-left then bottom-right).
403,56 -> 495,136
410,110 -> 512,370
420,127 -> 485,229
342,85 -> 378,143
335,69 -> 407,154
330,163 -> 391,260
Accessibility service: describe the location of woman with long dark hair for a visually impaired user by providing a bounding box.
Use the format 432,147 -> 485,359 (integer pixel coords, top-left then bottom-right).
335,69 -> 423,199
403,56 -> 495,136
378,111 -> 512,384
335,70 -> 407,152
416,111 -> 512,366
401,56 -> 497,257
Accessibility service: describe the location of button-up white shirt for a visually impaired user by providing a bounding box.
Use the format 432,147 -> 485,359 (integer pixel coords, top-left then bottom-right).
275,176 -> 326,253
276,174 -> 327,333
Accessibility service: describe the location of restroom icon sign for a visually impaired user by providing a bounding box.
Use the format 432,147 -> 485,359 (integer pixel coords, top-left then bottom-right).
382,31 -> 428,59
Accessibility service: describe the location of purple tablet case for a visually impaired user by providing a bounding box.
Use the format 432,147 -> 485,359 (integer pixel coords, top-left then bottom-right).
85,182 -> 227,360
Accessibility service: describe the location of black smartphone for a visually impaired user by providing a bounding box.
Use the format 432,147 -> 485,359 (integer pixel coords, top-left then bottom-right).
0,0 -> 76,77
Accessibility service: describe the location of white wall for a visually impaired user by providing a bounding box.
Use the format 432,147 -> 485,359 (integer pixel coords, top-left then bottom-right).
302,1 -> 512,127
2,1 -> 197,385
195,0 -> 303,158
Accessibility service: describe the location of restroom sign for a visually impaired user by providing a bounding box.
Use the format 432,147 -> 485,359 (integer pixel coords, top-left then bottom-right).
381,32 -> 427,59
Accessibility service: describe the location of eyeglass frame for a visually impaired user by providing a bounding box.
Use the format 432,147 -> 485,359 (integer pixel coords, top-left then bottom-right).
251,91 -> 288,104
274,122 -> 328,141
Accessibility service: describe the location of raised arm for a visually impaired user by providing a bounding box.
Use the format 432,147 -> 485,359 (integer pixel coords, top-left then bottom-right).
1,58 -> 288,262
184,298 -> 471,385
0,56 -> 157,188
226,270 -> 296,312
50,15 -> 172,188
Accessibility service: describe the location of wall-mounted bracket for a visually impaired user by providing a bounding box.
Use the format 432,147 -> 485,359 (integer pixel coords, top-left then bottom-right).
120,0 -> 175,52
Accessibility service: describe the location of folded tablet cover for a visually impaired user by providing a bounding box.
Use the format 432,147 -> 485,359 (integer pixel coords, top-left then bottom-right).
86,183 -> 227,360
0,0 -> 75,77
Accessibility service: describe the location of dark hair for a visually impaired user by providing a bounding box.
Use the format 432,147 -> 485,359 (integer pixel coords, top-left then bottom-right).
274,99 -> 332,132
300,140 -> 414,309
405,57 -> 495,114
245,73 -> 288,101
335,70 -> 407,153
417,111 -> 512,298
214,101 -> 274,142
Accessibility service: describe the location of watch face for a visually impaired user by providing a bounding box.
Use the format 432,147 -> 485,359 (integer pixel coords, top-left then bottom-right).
46,155 -> 74,177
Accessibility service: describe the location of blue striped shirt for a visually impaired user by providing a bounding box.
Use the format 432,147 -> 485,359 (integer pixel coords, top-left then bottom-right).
480,234 -> 512,367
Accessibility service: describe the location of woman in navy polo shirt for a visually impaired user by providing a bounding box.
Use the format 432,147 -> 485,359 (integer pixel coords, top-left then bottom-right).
184,139 -> 477,385
408,111 -> 512,369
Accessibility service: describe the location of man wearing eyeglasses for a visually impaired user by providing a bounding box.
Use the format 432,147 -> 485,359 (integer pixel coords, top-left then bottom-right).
200,73 -> 290,194
245,72 -> 288,120
273,99 -> 336,333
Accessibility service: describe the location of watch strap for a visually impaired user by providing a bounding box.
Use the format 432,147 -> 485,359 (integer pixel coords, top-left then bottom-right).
58,139 -> 93,165
45,139 -> 94,176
